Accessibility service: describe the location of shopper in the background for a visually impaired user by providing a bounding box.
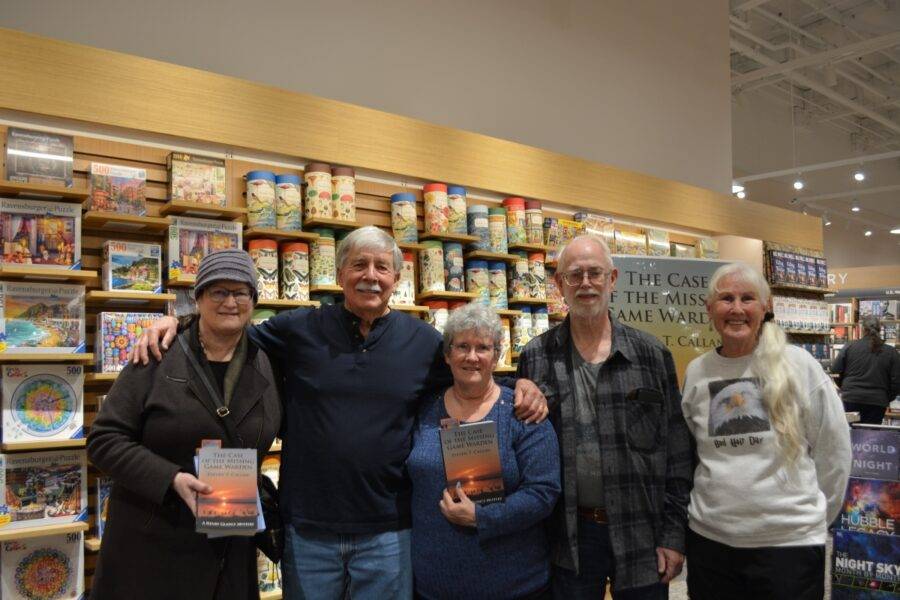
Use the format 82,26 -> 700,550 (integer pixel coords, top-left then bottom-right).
833,314 -> 900,425
681,262 -> 851,600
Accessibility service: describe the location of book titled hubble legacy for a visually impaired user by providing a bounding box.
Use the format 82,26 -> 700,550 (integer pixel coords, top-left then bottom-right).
439,420 -> 504,505
838,477 -> 899,536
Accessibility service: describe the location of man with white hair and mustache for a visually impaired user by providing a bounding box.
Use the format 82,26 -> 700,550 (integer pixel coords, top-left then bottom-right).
134,225 -> 547,600
517,234 -> 693,599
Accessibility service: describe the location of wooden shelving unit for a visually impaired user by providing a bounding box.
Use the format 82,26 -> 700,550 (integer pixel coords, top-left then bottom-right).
769,283 -> 832,294
550,312 -> 568,320
417,290 -> 478,302
0,353 -> 94,363
166,274 -> 196,287
464,250 -> 521,263
0,180 -> 89,201
784,329 -> 831,336
310,284 -> 343,294
256,299 -> 319,309
1,438 -> 87,452
396,242 -> 426,252
82,211 -> 170,234
509,242 -> 550,253
0,521 -> 88,542
159,201 -> 247,220
495,309 -> 523,317
494,365 -> 517,373
420,232 -> 481,244
303,216 -> 363,230
259,591 -> 283,600
244,227 -> 319,241
0,265 -> 98,282
509,297 -> 549,306
390,304 -> 430,313
84,537 -> 102,552
85,372 -> 119,383
86,290 -> 175,308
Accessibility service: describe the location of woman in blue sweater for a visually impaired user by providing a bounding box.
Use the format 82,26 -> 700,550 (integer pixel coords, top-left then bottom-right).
408,303 -> 561,600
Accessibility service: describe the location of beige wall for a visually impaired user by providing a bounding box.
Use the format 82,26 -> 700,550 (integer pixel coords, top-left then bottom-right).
828,265 -> 900,291
0,0 -> 732,194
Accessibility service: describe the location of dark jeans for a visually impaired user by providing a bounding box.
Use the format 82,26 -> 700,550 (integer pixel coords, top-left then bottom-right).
843,401 -> 887,425
686,529 -> 825,600
552,517 -> 667,600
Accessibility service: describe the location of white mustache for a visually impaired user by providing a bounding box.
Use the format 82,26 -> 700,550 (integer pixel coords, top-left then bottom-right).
356,284 -> 382,293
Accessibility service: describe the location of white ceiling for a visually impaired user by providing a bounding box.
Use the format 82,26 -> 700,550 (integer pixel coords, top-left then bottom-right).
729,0 -> 900,268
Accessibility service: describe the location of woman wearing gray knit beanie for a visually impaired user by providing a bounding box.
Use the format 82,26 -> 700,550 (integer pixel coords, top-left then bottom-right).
87,248 -> 282,600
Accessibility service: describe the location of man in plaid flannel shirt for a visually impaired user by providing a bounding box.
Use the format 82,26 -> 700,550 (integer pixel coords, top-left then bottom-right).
517,234 -> 693,599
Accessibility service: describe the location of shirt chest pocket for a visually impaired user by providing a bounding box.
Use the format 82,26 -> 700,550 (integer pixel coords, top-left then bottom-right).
625,388 -> 664,452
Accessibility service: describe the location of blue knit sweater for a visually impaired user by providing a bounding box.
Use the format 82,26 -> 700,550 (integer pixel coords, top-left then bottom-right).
407,386 -> 561,599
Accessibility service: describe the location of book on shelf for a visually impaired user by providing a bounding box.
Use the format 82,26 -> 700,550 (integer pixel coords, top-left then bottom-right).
195,446 -> 259,536
670,242 -> 694,258
831,529 -> 900,596
831,303 -> 854,324
695,237 -> 719,259
4,127 -> 74,188
0,530 -> 84,600
167,152 -> 227,207
102,240 -> 162,293
645,228 -> 670,257
96,476 -> 112,541
1,364 -> 84,444
850,429 -> 898,481
257,549 -> 282,594
439,420 -> 504,505
613,230 -> 648,256
859,300 -> 899,320
0,449 -> 87,531
167,217 -> 242,281
89,162 -> 147,216
836,477 -> 899,536
0,282 -> 86,354
95,312 -> 163,373
572,213 -> 616,253
0,198 -> 81,269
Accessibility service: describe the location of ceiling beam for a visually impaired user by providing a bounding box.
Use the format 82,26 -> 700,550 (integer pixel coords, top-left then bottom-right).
734,150 -> 900,183
800,183 -> 900,202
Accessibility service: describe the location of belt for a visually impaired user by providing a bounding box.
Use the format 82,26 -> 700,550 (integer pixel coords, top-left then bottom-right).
577,506 -> 609,524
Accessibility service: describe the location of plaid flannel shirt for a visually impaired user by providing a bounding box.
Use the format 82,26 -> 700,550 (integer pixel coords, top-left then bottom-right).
517,314 -> 693,591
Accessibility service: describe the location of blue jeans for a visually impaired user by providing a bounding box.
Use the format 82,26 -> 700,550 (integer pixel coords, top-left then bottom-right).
282,525 -> 412,600
552,518 -> 667,600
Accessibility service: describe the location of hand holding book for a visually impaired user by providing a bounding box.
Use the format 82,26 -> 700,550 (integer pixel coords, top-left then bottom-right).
172,471 -> 212,517
439,482 -> 477,528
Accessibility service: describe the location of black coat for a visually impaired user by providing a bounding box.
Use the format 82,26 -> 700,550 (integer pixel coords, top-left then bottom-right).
87,334 -> 282,600
834,337 -> 900,406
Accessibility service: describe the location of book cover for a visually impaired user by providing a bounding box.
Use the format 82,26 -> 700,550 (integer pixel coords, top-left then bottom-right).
0,282 -> 86,354
837,477 -> 899,536
614,230 -> 648,256
102,241 -> 162,293
167,217 -> 242,281
5,127 -> 74,187
439,420 -> 504,505
645,228 -> 670,257
0,198 -> 81,269
196,447 -> 258,535
850,429 -> 899,482
0,530 -> 84,600
95,312 -> 163,373
89,163 -> 147,216
0,449 -> 88,531
96,477 -> 111,541
167,152 -> 227,207
832,530 -> 900,594
1,364 -> 83,444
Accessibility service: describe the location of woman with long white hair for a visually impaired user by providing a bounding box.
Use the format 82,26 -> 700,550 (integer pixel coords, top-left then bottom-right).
680,262 -> 850,600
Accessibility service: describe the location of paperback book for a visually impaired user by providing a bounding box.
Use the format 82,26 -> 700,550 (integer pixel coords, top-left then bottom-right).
167,217 -> 242,281
837,477 -> 899,536
96,477 -> 111,541
95,312 -> 163,373
89,162 -> 147,216
0,198 -> 81,268
196,447 -> 258,535
0,282 -> 86,354
1,364 -> 83,444
439,420 -> 504,504
5,127 -> 74,187
0,449 -> 88,531
167,152 -> 227,207
101,240 -> 162,293
0,530 -> 84,600
832,530 -> 900,594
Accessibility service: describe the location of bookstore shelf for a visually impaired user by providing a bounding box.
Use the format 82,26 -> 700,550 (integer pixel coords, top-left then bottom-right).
509,242 -> 550,253
82,211 -> 170,234
259,592 -> 282,600
84,372 -> 119,383
0,180 -> 89,201
84,537 -> 101,552
159,201 -> 247,220
769,283 -> 833,294
495,309 -> 523,317
303,216 -> 363,230
417,291 -> 479,302
256,299 -> 319,309
509,297 -> 550,306
0,265 -> 98,282
310,284 -> 343,294
1,438 -> 87,452
396,242 -> 426,252
0,521 -> 88,542
420,232 -> 481,244
550,312 -> 568,320
85,290 -> 176,308
494,365 -> 517,373
244,227 -> 319,242
390,304 -> 430,313
0,353 -> 94,363
784,329 -> 831,336
464,250 -> 522,263
167,275 -> 197,287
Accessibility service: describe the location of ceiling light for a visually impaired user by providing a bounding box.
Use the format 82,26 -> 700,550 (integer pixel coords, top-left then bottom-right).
736,191 -> 746,199
864,230 -> 873,237
801,205 -> 809,215
823,216 -> 832,227
793,178 -> 804,190
731,183 -> 745,194
853,170 -> 865,182
891,227 -> 900,235
851,201 -> 861,212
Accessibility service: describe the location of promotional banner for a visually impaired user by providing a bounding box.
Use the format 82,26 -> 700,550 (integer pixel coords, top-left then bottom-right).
608,255 -> 728,384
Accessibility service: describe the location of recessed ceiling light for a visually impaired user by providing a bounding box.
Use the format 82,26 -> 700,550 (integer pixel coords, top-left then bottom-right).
851,201 -> 861,212
823,214 -> 832,226
793,179 -> 804,190
864,230 -> 873,237
731,183 -> 745,194
853,170 -> 865,182
736,191 -> 746,199
891,227 -> 900,235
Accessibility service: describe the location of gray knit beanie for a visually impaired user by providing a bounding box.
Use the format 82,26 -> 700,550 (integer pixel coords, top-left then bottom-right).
194,249 -> 258,301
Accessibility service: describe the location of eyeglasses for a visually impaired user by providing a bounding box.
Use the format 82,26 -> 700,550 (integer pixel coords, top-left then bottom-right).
450,343 -> 496,357
560,269 -> 609,287
205,287 -> 253,305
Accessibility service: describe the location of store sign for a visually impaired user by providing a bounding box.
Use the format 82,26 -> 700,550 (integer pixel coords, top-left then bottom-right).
609,256 -> 727,383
